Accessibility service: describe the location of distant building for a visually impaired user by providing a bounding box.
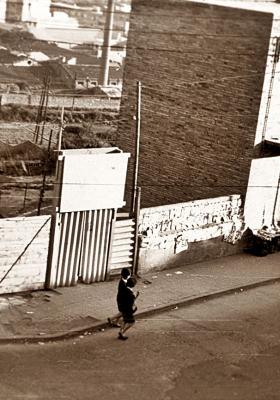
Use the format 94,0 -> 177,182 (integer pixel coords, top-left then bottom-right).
0,0 -> 6,22
22,0 -> 51,23
108,40 -> 127,65
66,64 -> 123,89
13,56 -> 39,67
0,0 -> 51,23
0,0 -> 80,29
50,2 -> 103,28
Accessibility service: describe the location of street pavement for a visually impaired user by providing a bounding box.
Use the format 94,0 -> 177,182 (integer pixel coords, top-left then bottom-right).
0,251 -> 280,343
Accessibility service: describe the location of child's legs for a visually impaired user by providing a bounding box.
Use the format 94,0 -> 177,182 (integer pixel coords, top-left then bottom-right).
111,311 -> 122,322
121,322 -> 135,334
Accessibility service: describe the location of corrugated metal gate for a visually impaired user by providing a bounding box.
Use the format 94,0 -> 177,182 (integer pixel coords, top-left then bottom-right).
80,209 -> 114,283
47,209 -> 115,288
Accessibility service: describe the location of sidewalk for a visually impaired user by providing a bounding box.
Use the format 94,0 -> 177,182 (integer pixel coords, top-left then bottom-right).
0,251 -> 280,343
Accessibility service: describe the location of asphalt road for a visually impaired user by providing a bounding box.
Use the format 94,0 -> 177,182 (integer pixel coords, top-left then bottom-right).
1,282 -> 280,400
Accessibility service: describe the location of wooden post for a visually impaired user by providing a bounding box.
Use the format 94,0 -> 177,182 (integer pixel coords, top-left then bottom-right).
22,183 -> 28,211
45,154 -> 64,289
57,106 -> 64,151
104,209 -> 117,281
37,130 -> 53,215
131,81 -> 142,215
272,172 -> 280,228
132,186 -> 141,277
34,79 -> 47,143
56,106 -> 64,178
40,76 -> 50,145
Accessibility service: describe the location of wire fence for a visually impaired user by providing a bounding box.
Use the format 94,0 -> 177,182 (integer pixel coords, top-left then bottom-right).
0,180 -> 54,218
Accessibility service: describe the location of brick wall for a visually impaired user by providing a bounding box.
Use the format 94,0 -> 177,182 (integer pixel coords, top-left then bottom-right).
116,0 -> 273,209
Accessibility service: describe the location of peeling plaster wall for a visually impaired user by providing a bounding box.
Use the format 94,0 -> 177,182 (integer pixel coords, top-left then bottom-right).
138,195 -> 245,273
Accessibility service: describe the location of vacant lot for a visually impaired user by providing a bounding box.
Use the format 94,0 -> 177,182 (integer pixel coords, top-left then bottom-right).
0,175 -> 54,217
0,110 -> 118,218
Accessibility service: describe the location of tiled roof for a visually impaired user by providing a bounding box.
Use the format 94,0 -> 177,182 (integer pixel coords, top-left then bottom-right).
65,64 -> 123,80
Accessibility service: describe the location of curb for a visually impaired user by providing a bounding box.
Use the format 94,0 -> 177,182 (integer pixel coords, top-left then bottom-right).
1,276 -> 280,345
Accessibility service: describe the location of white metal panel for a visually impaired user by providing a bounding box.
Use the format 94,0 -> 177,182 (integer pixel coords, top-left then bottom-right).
244,156 -> 280,232
59,152 -> 130,212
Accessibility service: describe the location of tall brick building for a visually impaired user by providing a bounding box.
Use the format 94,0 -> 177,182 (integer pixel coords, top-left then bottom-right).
116,0 -> 273,209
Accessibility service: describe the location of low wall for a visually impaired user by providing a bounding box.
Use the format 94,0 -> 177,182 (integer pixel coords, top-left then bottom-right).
0,93 -> 120,110
0,215 -> 51,294
137,195 -> 245,273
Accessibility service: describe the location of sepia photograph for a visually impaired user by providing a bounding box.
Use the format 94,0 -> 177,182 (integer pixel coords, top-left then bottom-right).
0,0 -> 280,398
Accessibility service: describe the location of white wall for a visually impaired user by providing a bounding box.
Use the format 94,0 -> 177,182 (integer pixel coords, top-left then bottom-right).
254,19 -> 280,145
0,215 -> 51,294
244,156 -> 280,233
139,195 -> 243,251
137,195 -> 244,272
0,0 -> 6,22
22,0 -> 51,22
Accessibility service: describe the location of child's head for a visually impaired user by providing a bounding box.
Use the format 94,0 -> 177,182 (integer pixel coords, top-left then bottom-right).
127,276 -> 137,288
121,267 -> 131,279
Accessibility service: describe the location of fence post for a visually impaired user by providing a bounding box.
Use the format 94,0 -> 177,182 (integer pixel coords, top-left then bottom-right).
37,130 -> 53,216
23,183 -> 28,211
131,81 -> 141,215
105,209 -> 117,281
132,186 -> 141,277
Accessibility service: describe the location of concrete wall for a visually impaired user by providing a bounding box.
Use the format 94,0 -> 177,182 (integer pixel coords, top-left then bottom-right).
137,195 -> 244,273
0,93 -> 120,110
116,0 -> 273,209
0,215 -> 51,294
254,20 -> 280,145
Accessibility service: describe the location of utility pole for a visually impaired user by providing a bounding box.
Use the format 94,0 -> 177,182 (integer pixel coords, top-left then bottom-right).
99,0 -> 115,87
131,81 -> 142,215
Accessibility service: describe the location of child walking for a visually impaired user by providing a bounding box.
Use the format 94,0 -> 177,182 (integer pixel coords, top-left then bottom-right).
108,267 -> 131,328
118,276 -> 139,341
